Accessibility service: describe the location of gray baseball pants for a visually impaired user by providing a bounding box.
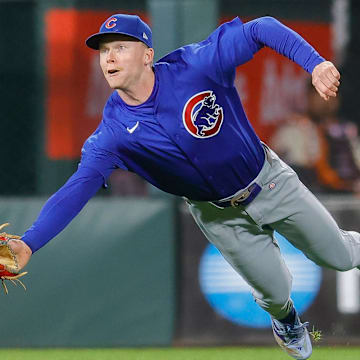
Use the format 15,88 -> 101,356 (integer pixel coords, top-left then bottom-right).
187,145 -> 360,320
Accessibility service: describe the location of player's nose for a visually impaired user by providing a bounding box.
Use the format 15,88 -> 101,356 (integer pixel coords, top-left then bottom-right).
106,49 -> 116,63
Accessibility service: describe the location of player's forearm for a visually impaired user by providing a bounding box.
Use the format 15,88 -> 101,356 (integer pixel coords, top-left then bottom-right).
21,166 -> 104,253
243,16 -> 325,73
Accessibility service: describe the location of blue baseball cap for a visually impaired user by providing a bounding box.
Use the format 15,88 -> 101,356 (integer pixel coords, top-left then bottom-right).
86,14 -> 152,49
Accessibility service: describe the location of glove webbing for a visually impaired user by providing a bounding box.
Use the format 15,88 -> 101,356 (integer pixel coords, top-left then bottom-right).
0,222 -> 21,239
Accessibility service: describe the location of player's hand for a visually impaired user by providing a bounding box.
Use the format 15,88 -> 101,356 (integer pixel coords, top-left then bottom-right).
8,239 -> 32,270
312,61 -> 340,101
0,223 -> 31,294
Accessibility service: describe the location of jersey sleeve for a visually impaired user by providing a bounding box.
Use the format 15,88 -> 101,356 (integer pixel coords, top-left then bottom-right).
183,17 -> 254,87
21,122 -> 126,253
184,16 -> 325,87
21,166 -> 106,253
80,122 -> 128,186
242,16 -> 325,73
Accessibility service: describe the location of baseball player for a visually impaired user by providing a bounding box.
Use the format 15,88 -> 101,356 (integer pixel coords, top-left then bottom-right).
0,13 -> 355,360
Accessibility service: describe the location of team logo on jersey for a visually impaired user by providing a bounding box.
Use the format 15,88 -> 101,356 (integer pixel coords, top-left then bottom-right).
105,17 -> 117,29
183,91 -> 224,138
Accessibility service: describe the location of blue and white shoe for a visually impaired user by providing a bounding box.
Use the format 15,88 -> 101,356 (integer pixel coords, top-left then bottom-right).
272,315 -> 312,359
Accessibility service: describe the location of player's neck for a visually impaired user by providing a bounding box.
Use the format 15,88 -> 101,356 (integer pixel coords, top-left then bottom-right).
116,69 -> 155,106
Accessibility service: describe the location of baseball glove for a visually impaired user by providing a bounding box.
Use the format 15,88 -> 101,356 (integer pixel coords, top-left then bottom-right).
0,223 -> 27,294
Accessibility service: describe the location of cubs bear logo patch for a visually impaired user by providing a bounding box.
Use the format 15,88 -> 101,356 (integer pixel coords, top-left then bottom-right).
182,91 -> 224,138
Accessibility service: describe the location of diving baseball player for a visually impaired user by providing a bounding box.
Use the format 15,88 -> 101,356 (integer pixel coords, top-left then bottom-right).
1,13 -> 355,360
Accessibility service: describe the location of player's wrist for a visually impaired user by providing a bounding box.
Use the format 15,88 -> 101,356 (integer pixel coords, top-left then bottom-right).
9,239 -> 32,269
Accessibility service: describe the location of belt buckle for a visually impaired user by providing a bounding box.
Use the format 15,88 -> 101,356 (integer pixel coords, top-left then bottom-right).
230,189 -> 251,208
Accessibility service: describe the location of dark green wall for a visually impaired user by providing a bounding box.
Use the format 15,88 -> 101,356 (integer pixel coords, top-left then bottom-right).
0,197 -> 175,346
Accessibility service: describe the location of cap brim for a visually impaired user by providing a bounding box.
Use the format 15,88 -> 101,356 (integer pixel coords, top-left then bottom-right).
85,31 -> 149,49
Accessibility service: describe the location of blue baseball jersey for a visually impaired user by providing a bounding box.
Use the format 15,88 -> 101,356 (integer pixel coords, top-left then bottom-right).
23,16 -> 325,252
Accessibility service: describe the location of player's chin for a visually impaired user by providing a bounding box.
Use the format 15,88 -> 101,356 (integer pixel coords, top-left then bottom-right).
106,78 -> 122,89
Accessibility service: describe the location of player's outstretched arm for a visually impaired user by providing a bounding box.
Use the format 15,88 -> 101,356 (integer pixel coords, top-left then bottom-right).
0,165 -> 105,281
311,61 -> 341,101
20,166 -> 106,255
0,149 -> 113,292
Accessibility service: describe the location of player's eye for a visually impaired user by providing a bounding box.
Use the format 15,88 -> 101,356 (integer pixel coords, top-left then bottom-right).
99,47 -> 108,54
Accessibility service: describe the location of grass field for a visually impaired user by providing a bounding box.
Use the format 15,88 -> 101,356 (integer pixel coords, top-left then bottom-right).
0,347 -> 359,360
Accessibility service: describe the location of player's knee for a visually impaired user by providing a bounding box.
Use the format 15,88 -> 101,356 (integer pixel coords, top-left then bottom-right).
307,249 -> 355,272
313,257 -> 353,272
330,261 -> 353,272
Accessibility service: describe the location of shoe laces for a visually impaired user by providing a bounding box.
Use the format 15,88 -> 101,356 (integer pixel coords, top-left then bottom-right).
274,320 -> 309,344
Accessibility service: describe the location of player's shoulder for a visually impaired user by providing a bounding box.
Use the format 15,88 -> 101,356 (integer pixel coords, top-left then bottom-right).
156,16 -> 244,64
155,41 -> 210,71
156,46 -> 187,66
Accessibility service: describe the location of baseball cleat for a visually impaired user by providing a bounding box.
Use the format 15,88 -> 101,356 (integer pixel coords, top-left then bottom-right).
272,315 -> 312,359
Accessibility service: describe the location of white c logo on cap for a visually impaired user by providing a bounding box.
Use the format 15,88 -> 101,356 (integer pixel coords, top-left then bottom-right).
105,17 -> 117,29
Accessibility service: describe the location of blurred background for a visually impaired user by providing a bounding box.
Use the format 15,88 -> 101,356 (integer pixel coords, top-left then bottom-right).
0,0 -> 360,349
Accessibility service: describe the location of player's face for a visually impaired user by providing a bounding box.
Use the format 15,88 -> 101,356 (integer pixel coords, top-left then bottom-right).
99,35 -> 152,90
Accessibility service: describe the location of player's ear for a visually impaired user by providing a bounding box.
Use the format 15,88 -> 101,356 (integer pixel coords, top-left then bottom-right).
144,47 -> 154,66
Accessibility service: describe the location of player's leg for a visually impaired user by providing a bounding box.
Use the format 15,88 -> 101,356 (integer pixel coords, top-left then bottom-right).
245,144 -> 360,271
187,200 -> 293,319
187,200 -> 312,359
270,183 -> 360,271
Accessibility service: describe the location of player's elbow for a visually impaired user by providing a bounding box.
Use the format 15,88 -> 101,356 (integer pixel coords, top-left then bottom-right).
254,16 -> 279,26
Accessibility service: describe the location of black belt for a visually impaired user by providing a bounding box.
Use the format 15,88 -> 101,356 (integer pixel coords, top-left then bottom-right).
210,182 -> 261,209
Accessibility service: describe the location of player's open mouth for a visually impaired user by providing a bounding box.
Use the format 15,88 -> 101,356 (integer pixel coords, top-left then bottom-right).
108,69 -> 119,75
